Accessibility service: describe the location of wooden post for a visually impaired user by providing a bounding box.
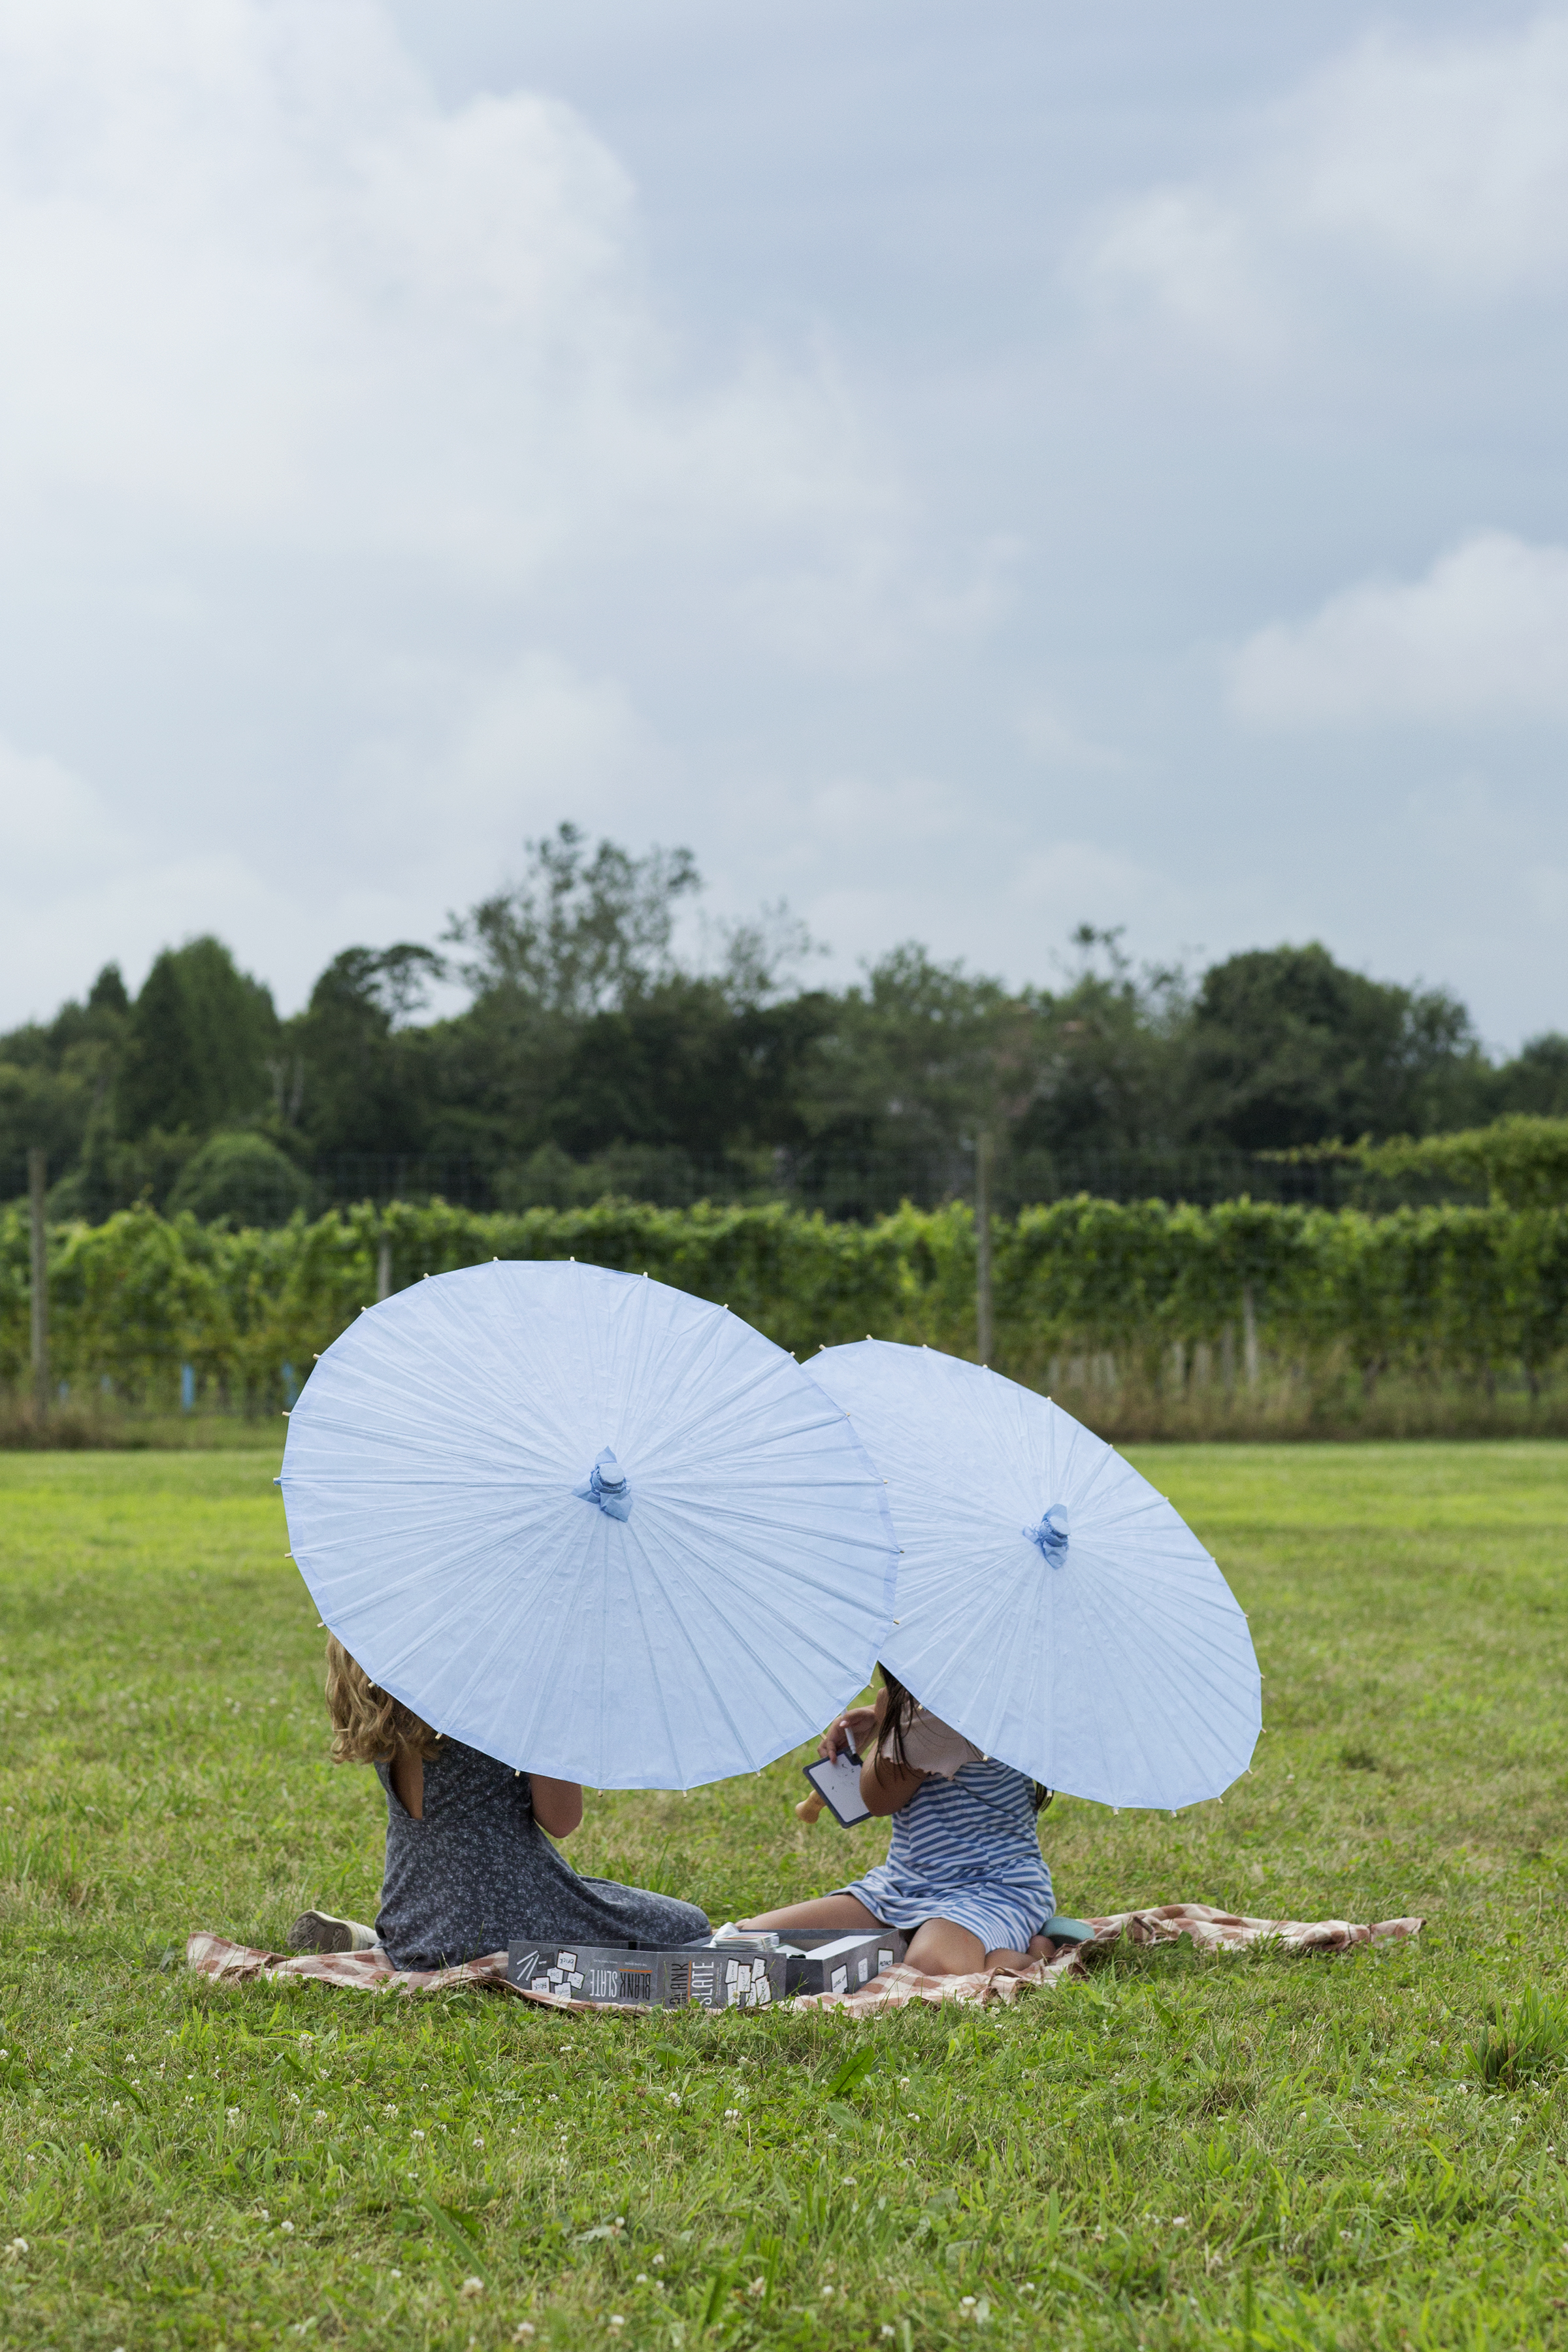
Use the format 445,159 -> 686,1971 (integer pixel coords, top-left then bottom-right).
975,1127 -> 994,1366
1242,1282 -> 1260,1391
28,1147 -> 48,1420
376,1235 -> 393,1303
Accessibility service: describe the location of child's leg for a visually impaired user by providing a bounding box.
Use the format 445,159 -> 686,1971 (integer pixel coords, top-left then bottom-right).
902,1919 -> 1062,1976
903,1918 -> 987,1974
739,1894 -> 883,1934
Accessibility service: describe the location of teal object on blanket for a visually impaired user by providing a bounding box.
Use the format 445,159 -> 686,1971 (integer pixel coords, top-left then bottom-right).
810,1339 -> 1262,1812
278,1262 -> 898,1791
1043,1915 -> 1095,1944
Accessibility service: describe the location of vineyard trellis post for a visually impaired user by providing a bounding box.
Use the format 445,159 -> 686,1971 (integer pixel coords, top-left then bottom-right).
1242,1282 -> 1260,1390
28,1147 -> 48,1420
975,1128 -> 994,1365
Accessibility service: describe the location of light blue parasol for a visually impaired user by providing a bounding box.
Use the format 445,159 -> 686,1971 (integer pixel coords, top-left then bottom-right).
279,1262 -> 898,1789
810,1339 -> 1260,1810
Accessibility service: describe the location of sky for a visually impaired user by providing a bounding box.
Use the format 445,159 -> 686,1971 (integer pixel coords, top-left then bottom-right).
1,0 -> 1565,1051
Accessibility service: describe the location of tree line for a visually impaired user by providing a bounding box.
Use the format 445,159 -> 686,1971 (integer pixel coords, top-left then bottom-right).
3,823 -> 1565,1224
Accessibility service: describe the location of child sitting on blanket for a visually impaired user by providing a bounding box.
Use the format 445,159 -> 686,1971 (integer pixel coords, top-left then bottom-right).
288,1638 -> 709,1967
738,1665 -> 1060,1978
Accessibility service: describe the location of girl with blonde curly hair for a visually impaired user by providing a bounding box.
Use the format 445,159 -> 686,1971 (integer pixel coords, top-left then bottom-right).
289,1637 -> 708,1965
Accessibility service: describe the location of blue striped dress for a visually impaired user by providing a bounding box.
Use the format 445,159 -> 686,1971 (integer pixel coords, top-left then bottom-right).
837,1756 -> 1054,1955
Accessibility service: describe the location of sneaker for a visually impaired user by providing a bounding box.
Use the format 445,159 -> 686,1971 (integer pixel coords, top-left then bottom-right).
287,1910 -> 380,1955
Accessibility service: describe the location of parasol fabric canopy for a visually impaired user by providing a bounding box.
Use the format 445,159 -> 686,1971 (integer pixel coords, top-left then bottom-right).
279,1261 -> 898,1789
810,1339 -> 1260,1810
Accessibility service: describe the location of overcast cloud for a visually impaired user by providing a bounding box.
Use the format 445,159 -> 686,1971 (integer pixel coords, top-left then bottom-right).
0,0 -> 1563,1047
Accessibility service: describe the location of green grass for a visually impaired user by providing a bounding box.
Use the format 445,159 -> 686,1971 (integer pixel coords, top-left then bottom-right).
1,1443 -> 1566,2351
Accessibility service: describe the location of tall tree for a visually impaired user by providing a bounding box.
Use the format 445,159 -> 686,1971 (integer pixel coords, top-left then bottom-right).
287,945 -> 444,1155
1180,943 -> 1487,1149
1011,926 -> 1190,1155
116,937 -> 278,1139
445,823 -> 701,1015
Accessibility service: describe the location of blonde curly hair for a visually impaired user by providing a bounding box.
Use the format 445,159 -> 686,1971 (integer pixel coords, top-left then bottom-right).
323,1635 -> 444,1766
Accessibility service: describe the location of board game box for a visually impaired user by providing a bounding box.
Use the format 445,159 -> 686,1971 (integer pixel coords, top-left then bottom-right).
507,1940 -> 786,2010
783,1928 -> 906,1995
506,1927 -> 909,2008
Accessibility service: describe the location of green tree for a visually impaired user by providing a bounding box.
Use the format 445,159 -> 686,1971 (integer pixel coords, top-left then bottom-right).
287,944 -> 443,1156
1492,1034 -> 1568,1119
797,943 -> 1037,1174
116,937 -> 278,1140
445,822 -> 700,1015
1011,926 -> 1190,1155
1181,942 -> 1488,1149
0,962 -> 131,1200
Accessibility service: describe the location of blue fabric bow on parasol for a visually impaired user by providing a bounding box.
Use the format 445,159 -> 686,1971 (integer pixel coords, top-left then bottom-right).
278,1262 -> 899,1789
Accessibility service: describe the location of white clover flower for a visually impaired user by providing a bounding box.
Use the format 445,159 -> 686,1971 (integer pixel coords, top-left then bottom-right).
460,2276 -> 483,2299
281,2221 -> 295,2235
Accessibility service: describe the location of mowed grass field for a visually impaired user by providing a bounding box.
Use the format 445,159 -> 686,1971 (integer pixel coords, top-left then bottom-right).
1,1444 -> 1565,2352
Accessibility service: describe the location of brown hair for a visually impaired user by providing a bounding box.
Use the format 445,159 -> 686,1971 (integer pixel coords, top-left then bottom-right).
323,1636 -> 443,1766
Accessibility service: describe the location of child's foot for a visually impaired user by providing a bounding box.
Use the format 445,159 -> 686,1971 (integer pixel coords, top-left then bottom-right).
287,1910 -> 380,1955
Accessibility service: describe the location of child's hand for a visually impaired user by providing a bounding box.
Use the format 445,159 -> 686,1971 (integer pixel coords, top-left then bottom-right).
820,1705 -> 879,1762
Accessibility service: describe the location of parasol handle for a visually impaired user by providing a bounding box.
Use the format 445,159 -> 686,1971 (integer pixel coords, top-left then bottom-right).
795,1789 -> 826,1825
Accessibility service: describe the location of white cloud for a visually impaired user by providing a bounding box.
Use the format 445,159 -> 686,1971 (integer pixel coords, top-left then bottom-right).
1079,188 -> 1281,357
1017,699 -> 1126,774
0,0 -> 979,1024
1228,532 -> 1568,728
0,736 -> 126,879
1292,16 -> 1568,291
1081,12 -> 1568,348
0,0 -> 900,592
1009,838 -> 1184,934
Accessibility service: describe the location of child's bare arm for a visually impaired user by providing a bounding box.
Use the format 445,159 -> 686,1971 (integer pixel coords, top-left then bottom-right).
530,1776 -> 584,1838
859,1752 -> 925,1816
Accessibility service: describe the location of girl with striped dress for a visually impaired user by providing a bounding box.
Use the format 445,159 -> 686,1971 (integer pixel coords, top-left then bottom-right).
742,1665 -> 1058,1976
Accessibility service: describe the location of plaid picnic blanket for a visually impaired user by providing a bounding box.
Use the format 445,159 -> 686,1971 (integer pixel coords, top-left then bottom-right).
186,1902 -> 1422,2015
790,1901 -> 1423,2014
